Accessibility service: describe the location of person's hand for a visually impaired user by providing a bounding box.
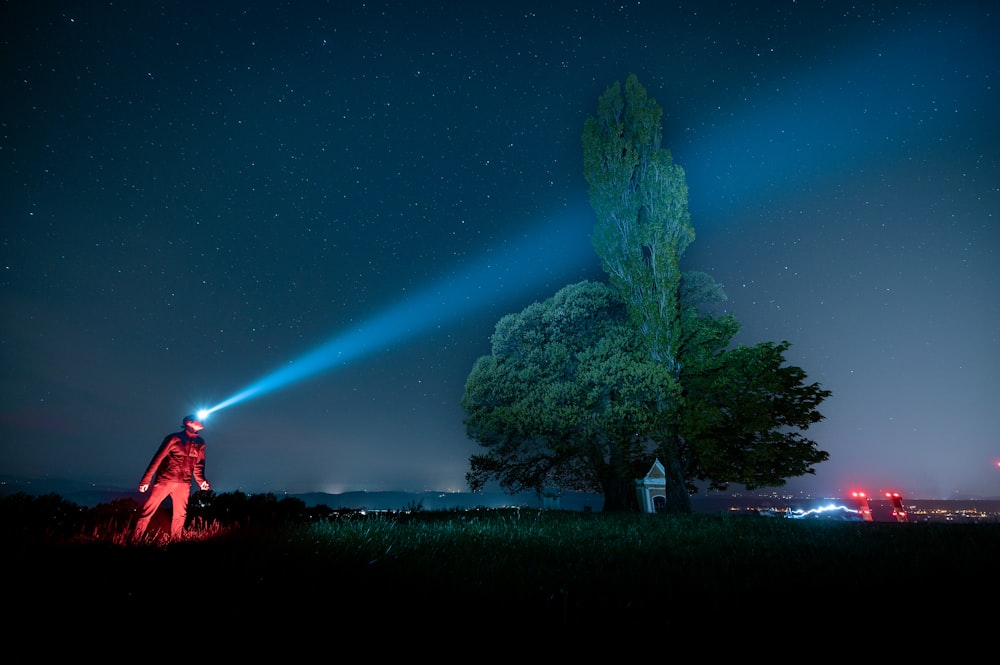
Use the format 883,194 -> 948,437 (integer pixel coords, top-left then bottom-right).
199,481 -> 210,491
139,484 -> 149,493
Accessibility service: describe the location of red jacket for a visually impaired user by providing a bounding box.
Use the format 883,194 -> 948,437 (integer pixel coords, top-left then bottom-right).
140,430 -> 207,487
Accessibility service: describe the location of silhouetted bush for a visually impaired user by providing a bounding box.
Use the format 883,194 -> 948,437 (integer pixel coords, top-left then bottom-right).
0,492 -> 87,544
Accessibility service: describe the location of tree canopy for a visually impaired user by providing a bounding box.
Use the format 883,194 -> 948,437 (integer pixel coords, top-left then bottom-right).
462,74 -> 831,512
461,278 -> 830,511
462,281 -> 680,510
582,73 -> 694,371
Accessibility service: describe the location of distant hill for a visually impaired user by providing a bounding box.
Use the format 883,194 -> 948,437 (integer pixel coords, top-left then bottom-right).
0,475 -> 605,511
3,475 -> 996,515
292,490 -> 607,512
0,476 -> 133,508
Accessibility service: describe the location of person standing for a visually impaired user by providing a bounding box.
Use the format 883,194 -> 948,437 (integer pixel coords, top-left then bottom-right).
133,414 -> 211,540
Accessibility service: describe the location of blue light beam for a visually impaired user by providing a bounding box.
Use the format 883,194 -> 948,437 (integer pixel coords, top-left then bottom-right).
679,8 -> 995,222
201,204 -> 597,417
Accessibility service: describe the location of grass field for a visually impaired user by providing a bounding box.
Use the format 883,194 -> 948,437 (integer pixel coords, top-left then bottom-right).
5,491 -> 998,634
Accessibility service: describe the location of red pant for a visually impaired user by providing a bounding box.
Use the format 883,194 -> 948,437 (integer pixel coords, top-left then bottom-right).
134,481 -> 192,538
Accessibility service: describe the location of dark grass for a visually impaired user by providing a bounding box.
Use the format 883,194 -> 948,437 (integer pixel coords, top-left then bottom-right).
5,498 -> 998,633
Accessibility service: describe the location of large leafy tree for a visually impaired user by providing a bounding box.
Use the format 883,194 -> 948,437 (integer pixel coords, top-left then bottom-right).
674,270 -> 831,492
462,281 -> 679,512
681,340 -> 831,491
462,277 -> 830,511
463,74 -> 830,512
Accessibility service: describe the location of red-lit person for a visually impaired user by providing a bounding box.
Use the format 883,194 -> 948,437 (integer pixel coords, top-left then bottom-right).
133,415 -> 211,540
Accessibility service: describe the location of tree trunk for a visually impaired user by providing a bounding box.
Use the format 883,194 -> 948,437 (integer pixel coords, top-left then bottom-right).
601,473 -> 638,512
600,437 -> 641,512
659,440 -> 692,514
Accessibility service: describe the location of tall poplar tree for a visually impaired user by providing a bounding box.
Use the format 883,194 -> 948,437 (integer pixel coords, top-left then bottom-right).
582,73 -> 694,371
583,74 -> 696,511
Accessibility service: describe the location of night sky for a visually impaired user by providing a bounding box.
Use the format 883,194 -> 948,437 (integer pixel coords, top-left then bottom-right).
2,1 -> 997,500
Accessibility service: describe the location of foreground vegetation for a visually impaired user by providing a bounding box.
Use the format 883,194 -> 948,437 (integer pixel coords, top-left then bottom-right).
4,491 -> 997,630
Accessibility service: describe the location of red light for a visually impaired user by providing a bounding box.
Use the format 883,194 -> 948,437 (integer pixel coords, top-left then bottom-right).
847,491 -> 873,521
886,491 -> 908,522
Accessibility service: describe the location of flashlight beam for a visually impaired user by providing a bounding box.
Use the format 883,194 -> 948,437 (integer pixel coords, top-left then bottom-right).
201,204 -> 597,417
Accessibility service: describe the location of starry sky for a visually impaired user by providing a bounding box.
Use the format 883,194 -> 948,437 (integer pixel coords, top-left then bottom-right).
2,1 -> 997,500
